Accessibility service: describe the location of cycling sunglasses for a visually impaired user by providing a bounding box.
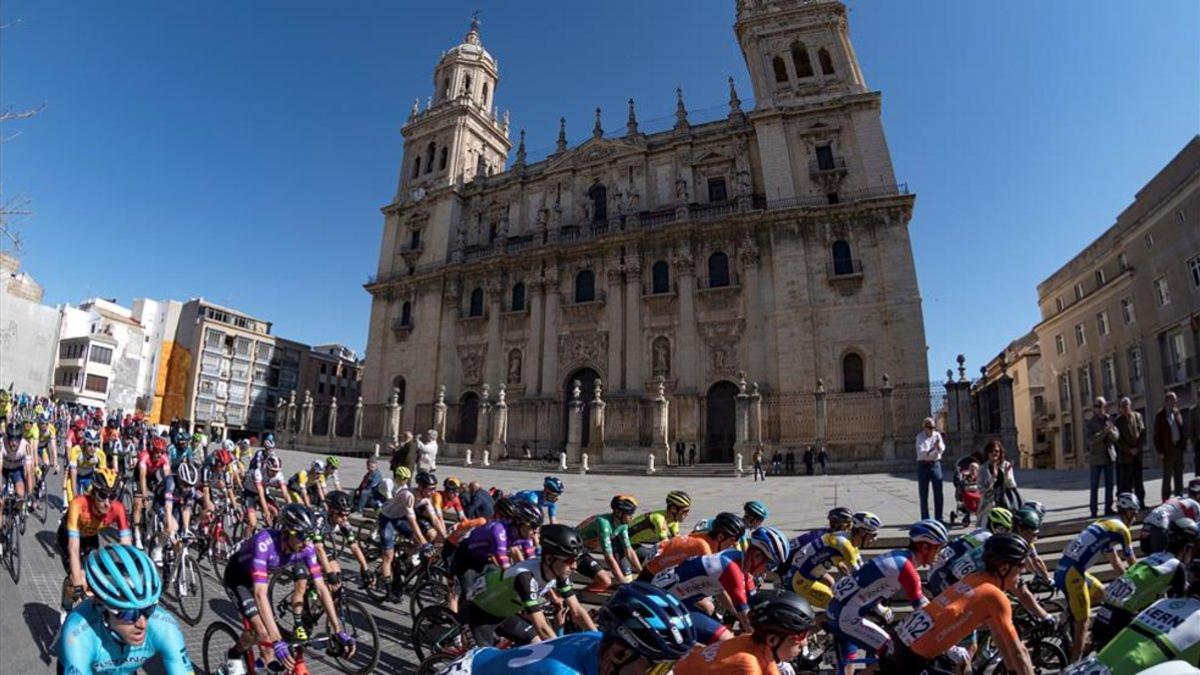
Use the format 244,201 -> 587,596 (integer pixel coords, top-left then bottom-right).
92,490 -> 116,502
106,604 -> 156,624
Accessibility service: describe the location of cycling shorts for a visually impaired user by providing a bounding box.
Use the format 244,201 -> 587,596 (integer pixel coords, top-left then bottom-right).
828,600 -> 890,657
56,524 -> 100,574
688,610 -> 730,645
462,602 -> 536,648
790,575 -> 834,610
2,466 -> 26,487
222,562 -> 261,620
379,514 -> 409,550
1060,567 -> 1104,621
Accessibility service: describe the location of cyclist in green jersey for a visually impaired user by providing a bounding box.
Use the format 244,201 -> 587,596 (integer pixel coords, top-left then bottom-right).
626,491 -> 692,562
1066,555 -> 1200,675
1091,517 -> 1197,649
578,495 -> 640,584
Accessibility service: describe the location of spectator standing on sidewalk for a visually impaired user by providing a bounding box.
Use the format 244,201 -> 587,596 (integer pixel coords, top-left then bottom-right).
753,447 -> 766,481
977,439 -> 1020,523
674,440 -> 685,466
1155,391 -> 1187,499
389,431 -> 414,474
688,443 -> 697,466
803,446 -> 814,475
1114,396 -> 1147,505
817,446 -> 828,475
785,449 -> 795,474
915,417 -> 946,522
1086,397 -> 1119,517
415,429 -> 439,473
771,449 -> 782,475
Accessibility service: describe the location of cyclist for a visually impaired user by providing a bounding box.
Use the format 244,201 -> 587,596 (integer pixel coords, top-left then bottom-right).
504,497 -> 542,563
1066,555 -> 1200,675
1,425 -> 34,527
240,452 -> 287,531
639,512 -> 746,580
451,581 -> 695,675
783,511 -> 879,611
221,504 -> 355,675
1141,493 -> 1199,555
168,432 -> 202,472
461,524 -> 595,646
376,463 -> 409,502
376,470 -> 447,595
306,456 -> 342,507
1013,505 -> 1052,581
1091,516 -> 1197,649
1056,491 -> 1141,659
512,475 -> 565,525
927,507 -> 1012,594
286,462 -> 317,507
650,526 -> 791,644
884,533 -> 1036,675
34,408 -> 60,476
432,475 -> 467,522
826,519 -> 949,670
674,590 -> 816,675
579,494 -> 642,584
625,490 -> 692,562
199,443 -> 238,515
786,506 -> 855,564
66,428 -> 109,502
172,459 -> 201,543
58,544 -> 194,674
58,468 -> 132,620
319,490 -> 371,584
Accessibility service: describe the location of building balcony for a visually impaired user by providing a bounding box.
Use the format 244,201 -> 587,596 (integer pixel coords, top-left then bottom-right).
808,157 -> 848,177
827,259 -> 864,278
1163,356 -> 1200,386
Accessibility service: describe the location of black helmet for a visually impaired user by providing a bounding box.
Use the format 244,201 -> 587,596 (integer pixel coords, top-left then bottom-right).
982,533 -> 1030,567
494,498 -> 516,521
279,504 -> 319,539
1168,517 -> 1199,546
415,471 -> 438,488
827,507 -> 854,527
4,425 -> 21,441
709,512 -> 746,540
610,494 -> 638,514
748,590 -> 816,635
326,490 -> 353,514
511,499 -> 544,527
540,524 -> 585,559
1013,506 -> 1043,532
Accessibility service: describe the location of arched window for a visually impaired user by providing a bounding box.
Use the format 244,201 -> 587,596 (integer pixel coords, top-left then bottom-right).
842,353 -> 864,393
574,270 -> 595,303
411,157 -> 421,179
832,240 -> 854,275
651,260 -> 670,294
791,41 -> 814,78
818,48 -> 835,75
438,147 -> 448,171
772,55 -> 789,83
588,184 -> 607,223
425,142 -> 435,174
468,288 -> 484,317
482,82 -> 490,107
442,77 -> 450,100
463,74 -> 473,96
708,252 -> 730,288
511,282 -> 526,312
400,301 -> 412,327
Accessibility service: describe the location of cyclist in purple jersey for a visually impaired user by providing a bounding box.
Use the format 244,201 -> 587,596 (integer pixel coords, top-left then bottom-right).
787,507 -> 854,567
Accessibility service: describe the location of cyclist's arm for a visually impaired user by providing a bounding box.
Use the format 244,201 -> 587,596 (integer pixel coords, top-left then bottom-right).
987,603 -> 1035,675
48,438 -> 59,469
595,521 -> 626,583
1108,548 -> 1130,576
897,559 -> 927,608
565,594 -> 596,631
149,610 -> 196,675
621,528 -> 641,573
719,564 -> 753,628
253,581 -> 286,643
1013,579 -> 1048,619
405,504 -> 428,546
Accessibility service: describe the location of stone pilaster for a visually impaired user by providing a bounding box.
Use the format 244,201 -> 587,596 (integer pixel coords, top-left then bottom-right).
490,384 -> 508,457
605,267 -> 623,389
565,379 -> 583,462
623,257 -> 643,391
588,379 -> 606,458
814,379 -> 827,449
539,268 -> 561,395
526,282 -> 545,393
674,245 -> 700,391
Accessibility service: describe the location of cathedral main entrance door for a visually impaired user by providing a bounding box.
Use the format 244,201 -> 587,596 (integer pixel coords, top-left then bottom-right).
704,381 -> 738,462
563,368 -> 599,449
457,392 -> 479,444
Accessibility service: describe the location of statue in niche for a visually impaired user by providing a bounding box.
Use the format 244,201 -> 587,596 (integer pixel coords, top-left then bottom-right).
674,177 -> 689,202
736,170 -> 751,196
507,349 -> 522,383
652,337 -> 671,377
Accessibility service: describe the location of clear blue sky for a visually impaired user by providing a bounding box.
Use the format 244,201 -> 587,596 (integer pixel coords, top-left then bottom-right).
3,1 -> 1197,381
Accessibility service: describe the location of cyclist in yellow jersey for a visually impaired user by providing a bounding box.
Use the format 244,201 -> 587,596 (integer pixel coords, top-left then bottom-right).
66,429 -> 109,502
35,410 -> 60,474
783,512 -> 877,610
627,491 -> 692,561
0,390 -> 11,431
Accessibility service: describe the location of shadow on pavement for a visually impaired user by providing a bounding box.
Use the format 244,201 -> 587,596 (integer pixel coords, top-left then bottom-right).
35,529 -> 60,559
23,602 -> 59,665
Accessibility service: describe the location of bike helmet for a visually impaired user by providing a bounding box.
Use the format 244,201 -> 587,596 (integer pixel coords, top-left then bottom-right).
83,429 -> 102,446
221,439 -> 236,452
310,460 -> 325,474
495,498 -> 516,521
176,461 -> 199,487
1013,507 -> 1043,532
326,491 -> 353,514
415,471 -> 438,488
982,533 -> 1030,567
596,582 -> 696,661
1023,500 -> 1047,518
279,503 -> 319,539
987,507 -> 1013,532
543,476 -> 565,495
540,524 -> 585,559
852,512 -> 882,534
90,467 -> 119,496
909,518 -> 950,546
190,432 -> 203,443
394,465 -> 412,482
512,499 -> 544,527
37,409 -> 52,423
744,500 -> 769,521
748,590 -> 816,635
85,545 -> 162,611
214,448 -> 234,467
828,507 -> 854,528
611,494 -> 639,514
325,456 -> 341,470
709,512 -> 746,540
265,456 -> 282,474
1188,478 -> 1200,500
263,433 -> 276,449
443,476 -> 463,491
4,425 -> 20,442
238,439 -> 251,448
748,526 -> 791,569
1116,492 -> 1141,513
666,490 -> 693,509
1168,517 -> 1199,546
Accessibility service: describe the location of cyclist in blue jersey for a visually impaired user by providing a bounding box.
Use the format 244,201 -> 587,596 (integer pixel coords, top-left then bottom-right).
444,581 -> 696,675
58,544 -> 194,674
512,475 -> 565,525
787,507 -> 855,562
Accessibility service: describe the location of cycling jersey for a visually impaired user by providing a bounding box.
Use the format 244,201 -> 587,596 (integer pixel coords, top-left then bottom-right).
240,464 -> 285,498
627,509 -> 681,546
1,438 -> 32,469
577,513 -> 630,556
454,632 -> 603,675
137,451 -> 170,481
673,632 -> 780,675
68,446 -> 108,476
287,470 -> 309,496
927,530 -> 992,594
1144,499 -> 1200,530
512,489 -> 558,521
58,599 -> 194,674
642,531 -> 720,577
463,521 -> 512,568
64,495 -> 130,539
379,487 -> 433,520
1057,518 -> 1134,577
36,423 -> 56,452
1102,552 -> 1184,613
828,548 -> 925,653
231,529 -> 323,584
467,557 -> 574,619
1068,597 -> 1200,675
432,489 -> 465,517
894,572 -> 1017,659
650,549 -> 755,612
786,531 -> 860,581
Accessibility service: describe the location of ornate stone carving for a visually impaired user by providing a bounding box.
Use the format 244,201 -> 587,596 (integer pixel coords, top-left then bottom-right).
558,331 -> 608,370
507,349 -> 522,384
700,319 -> 743,376
651,336 -> 671,377
458,314 -> 489,339
458,344 -> 487,385
696,285 -> 742,314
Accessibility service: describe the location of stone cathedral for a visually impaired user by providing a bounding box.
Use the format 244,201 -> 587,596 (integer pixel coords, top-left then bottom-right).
362,0 -> 930,464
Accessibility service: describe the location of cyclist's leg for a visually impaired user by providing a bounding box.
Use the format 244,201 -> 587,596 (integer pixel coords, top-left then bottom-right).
378,515 -> 399,586
792,576 -> 834,611
1063,568 -> 1091,659
687,609 -> 731,644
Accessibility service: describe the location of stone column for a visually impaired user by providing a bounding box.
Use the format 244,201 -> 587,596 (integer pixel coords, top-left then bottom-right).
565,379 -> 583,462
539,268 -> 561,395
353,395 -> 364,439
484,282 -> 504,386
588,379 -> 606,458
880,374 -> 896,460
475,384 -> 492,448
740,241 -> 767,380
748,382 -> 762,444
302,390 -> 315,437
526,283 -> 545,393
327,397 -> 338,438
734,373 -> 750,453
605,267 -> 624,390
651,376 -> 670,466
432,385 -> 448,442
674,246 -> 700,390
814,379 -> 827,449
490,384 -> 508,458
623,257 -> 643,391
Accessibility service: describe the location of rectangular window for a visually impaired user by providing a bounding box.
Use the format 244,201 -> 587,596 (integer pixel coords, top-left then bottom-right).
205,328 -> 224,349
1118,252 -> 1128,270
410,228 -> 422,250
1075,323 -> 1087,347
1055,334 -> 1066,356
1078,364 -> 1093,406
1101,356 -> 1117,402
1097,311 -> 1110,337
1154,277 -> 1171,306
1095,268 -> 1106,287
707,177 -> 728,202
1058,373 -> 1072,413
234,337 -> 252,357
815,144 -> 836,170
1166,330 -> 1187,383
1074,283 -> 1085,301
320,363 -> 327,375
1120,297 -> 1135,324
318,383 -> 325,394
89,345 -> 113,365
1189,255 -> 1200,290
84,374 -> 108,393
1128,345 -> 1144,395
1055,297 -> 1064,312
1063,422 -> 1075,459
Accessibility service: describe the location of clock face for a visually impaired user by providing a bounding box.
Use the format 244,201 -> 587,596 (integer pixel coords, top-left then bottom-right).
409,187 -> 426,202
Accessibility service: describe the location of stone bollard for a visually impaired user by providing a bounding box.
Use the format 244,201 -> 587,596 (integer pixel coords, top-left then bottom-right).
373,443 -> 380,459
581,453 -> 590,474
735,452 -> 744,477
465,448 -> 473,466
559,452 -> 568,471
482,449 -> 491,467
646,452 -> 656,475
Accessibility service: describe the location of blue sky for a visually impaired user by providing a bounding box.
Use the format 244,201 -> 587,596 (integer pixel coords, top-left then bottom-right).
2,1 -> 1197,381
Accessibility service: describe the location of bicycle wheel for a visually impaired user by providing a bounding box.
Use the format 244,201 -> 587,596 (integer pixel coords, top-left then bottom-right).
205,529 -> 234,579
411,605 -> 465,663
1029,639 -> 1068,673
267,569 -> 302,640
363,562 -> 391,604
172,549 -> 206,626
201,621 -> 242,675
409,578 -> 449,619
36,482 -> 49,523
9,516 -> 21,583
325,597 -> 380,674
417,653 -> 460,675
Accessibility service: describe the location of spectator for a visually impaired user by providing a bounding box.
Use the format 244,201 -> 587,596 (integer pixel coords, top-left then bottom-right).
1086,396 -> 1119,517
817,446 -> 829,475
522,442 -> 532,459
1114,396 -> 1146,504
462,480 -> 494,519
1190,403 -> 1200,477
753,447 -> 766,481
415,429 -> 439,472
688,443 -> 697,466
675,440 -> 686,466
977,439 -> 1019,523
771,449 -> 783,475
1154,391 -> 1187,500
785,449 -> 795,474
915,417 -> 946,522
803,446 -> 815,475
389,431 -> 414,474
355,456 -> 384,513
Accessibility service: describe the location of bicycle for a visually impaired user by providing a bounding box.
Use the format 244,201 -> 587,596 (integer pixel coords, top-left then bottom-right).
160,531 -> 206,626
195,499 -> 238,579
202,617 -> 346,675
267,565 -> 380,674
29,463 -> 50,524
0,488 -> 23,583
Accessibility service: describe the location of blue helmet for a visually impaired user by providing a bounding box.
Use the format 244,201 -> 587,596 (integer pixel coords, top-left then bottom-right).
543,476 -> 565,495
263,433 -> 276,449
597,582 -> 696,661
748,526 -> 791,568
84,544 -> 162,610
909,518 -> 950,546
744,500 -> 769,521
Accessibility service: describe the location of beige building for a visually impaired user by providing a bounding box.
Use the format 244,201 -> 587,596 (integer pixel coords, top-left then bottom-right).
362,1 -> 930,462
983,333 -> 1051,469
1034,136 -> 1200,469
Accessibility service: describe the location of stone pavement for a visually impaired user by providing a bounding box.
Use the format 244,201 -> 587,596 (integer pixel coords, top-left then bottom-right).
0,447 -> 1189,674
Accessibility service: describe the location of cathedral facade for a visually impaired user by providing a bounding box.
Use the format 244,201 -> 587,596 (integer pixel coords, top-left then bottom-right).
362,0 -> 929,463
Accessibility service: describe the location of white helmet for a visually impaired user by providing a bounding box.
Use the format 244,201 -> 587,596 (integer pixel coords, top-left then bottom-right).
177,461 -> 199,487
1116,492 -> 1141,513
222,439 -> 236,452
310,460 -> 325,473
265,456 -> 282,474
